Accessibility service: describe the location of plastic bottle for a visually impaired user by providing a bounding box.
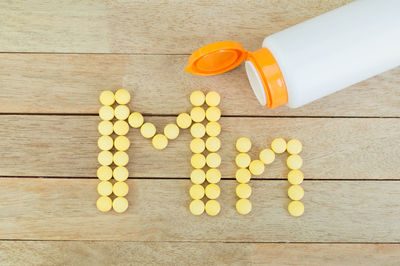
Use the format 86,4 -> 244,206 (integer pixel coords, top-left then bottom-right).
185,0 -> 400,109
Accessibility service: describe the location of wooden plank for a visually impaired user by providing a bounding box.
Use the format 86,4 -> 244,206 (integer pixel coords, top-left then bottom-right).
1,241 -> 399,266
0,178 -> 399,242
0,0 -> 353,53
0,54 -> 398,116
0,115 -> 399,179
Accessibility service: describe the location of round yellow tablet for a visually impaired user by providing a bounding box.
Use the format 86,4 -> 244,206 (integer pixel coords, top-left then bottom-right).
271,138 -> 287,153
288,185 -> 304,201
113,151 -> 129,166
98,150 -> 113,166
249,160 -> 265,176
205,121 -> 221,137
98,135 -> 113,151
205,200 -> 220,216
287,154 -> 303,170
189,184 -> 204,200
235,153 -> 251,168
288,200 -> 304,217
191,153 -> 206,169
97,196 -> 112,212
206,168 -> 221,184
97,165 -> 112,181
114,120 -> 130,136
113,166 -> 129,182
189,199 -> 204,215
205,106 -> 221,122
113,181 -> 129,197
236,183 -> 252,199
236,198 -> 252,215
113,196 -> 129,213
190,169 -> 206,184
236,137 -> 252,153
99,90 -> 115,106
140,122 -> 156,138
99,105 -> 114,121
190,90 -> 205,106
115,89 -> 131,105
164,124 -> 180,140
206,153 -> 221,168
114,105 -> 130,120
190,123 -> 206,138
152,134 -> 168,150
259,148 -> 275,164
98,120 -> 113,136
190,107 -> 206,122
287,139 -> 302,155
205,184 -> 220,199
235,168 -> 251,183
114,135 -> 130,151
205,137 -> 221,152
128,112 -> 144,128
205,91 -> 221,106
176,113 -> 192,129
288,169 -> 304,185
97,181 -> 113,196
190,138 -> 205,154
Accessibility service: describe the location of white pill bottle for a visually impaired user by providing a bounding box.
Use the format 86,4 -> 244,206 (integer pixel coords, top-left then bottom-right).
186,0 -> 400,108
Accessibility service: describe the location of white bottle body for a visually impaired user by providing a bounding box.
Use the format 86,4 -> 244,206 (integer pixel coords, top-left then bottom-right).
261,0 -> 400,108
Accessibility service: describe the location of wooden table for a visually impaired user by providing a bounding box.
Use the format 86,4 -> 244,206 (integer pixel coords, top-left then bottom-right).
0,1 -> 399,265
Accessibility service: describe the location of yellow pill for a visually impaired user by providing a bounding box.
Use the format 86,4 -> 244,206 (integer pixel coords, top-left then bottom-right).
205,106 -> 221,122
288,169 -> 304,185
236,183 -> 252,199
97,165 -> 112,181
235,168 -> 251,183
206,121 -> 221,137
113,166 -> 129,182
236,137 -> 252,153
206,153 -> 221,168
205,184 -> 220,199
114,120 -> 130,136
99,105 -> 114,121
97,181 -> 113,196
206,168 -> 221,184
190,169 -> 206,184
190,138 -> 205,154
115,89 -> 131,105
249,160 -> 265,176
205,200 -> 220,216
189,184 -> 204,200
287,139 -> 302,155
190,107 -> 206,122
288,185 -> 304,201
189,199 -> 204,215
96,196 -> 112,212
113,151 -> 129,166
236,198 -> 252,215
259,148 -> 275,164
140,122 -> 156,138
164,124 -> 180,140
114,105 -> 130,120
99,90 -> 115,106
113,181 -> 129,197
98,150 -> 113,166
98,135 -> 113,151
235,153 -> 251,168
191,153 -> 206,169
205,136 -> 221,152
205,91 -> 221,106
190,90 -> 205,106
128,112 -> 144,128
190,123 -> 206,138
287,154 -> 303,170
176,113 -> 192,129
271,138 -> 287,153
152,134 -> 168,150
288,201 -> 304,217
98,120 -> 113,136
113,196 -> 129,213
114,135 -> 130,151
